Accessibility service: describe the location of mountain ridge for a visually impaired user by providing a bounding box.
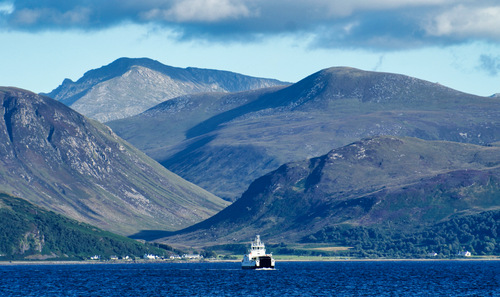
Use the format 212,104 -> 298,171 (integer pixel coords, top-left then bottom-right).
184,66 -> 478,139
158,136 -> 500,247
45,57 -> 289,122
110,67 -> 500,201
0,87 -> 228,236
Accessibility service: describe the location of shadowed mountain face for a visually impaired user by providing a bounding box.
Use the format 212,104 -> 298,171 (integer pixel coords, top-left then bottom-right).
160,136 -> 500,247
0,87 -> 228,236
109,67 -> 500,201
45,57 -> 289,122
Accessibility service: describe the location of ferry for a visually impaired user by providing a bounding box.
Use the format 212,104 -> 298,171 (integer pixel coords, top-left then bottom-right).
241,235 -> 275,269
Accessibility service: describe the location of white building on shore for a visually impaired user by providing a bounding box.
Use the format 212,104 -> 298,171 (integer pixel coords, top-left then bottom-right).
143,254 -> 159,260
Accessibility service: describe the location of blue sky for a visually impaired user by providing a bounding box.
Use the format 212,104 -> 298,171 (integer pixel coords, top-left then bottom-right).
1,0 -> 500,96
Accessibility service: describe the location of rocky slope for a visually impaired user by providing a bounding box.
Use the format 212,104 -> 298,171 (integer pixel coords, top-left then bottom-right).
160,136 -> 500,247
109,67 -> 500,201
46,58 -> 289,122
0,87 -> 228,236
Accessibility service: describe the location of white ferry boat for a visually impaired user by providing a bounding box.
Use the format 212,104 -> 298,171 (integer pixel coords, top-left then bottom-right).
241,235 -> 275,269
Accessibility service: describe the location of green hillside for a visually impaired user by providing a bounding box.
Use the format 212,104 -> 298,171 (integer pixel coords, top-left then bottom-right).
0,193 -> 167,260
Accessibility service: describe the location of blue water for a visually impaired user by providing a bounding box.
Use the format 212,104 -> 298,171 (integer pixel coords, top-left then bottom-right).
0,261 -> 498,296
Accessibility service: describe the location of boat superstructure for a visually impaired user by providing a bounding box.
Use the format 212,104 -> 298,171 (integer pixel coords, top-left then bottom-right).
241,235 -> 275,269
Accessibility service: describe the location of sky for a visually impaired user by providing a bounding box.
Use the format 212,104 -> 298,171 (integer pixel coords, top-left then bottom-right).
1,0 -> 500,96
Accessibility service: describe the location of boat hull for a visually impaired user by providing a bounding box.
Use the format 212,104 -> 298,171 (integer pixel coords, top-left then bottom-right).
242,256 -> 275,269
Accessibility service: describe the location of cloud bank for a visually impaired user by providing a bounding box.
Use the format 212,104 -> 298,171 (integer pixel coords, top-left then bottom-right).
2,0 -> 500,49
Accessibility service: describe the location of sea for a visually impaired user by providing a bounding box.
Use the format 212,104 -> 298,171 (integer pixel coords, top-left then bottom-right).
0,261 -> 498,296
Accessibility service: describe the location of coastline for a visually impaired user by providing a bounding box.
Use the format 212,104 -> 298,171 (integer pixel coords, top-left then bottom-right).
1,256 -> 498,266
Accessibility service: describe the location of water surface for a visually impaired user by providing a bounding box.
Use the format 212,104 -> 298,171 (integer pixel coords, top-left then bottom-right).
0,261 -> 498,296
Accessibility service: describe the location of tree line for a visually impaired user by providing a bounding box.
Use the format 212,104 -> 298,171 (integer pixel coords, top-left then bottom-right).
302,210 -> 499,258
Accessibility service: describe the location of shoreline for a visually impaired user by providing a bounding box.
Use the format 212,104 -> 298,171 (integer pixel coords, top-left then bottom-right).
1,257 -> 499,266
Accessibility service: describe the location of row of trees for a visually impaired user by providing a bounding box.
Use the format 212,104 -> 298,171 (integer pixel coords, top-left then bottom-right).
302,210 -> 499,258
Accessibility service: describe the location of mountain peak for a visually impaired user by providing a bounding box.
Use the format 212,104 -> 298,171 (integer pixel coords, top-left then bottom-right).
80,57 -> 163,80
46,58 -> 289,122
0,86 -> 228,235
321,66 -> 367,74
283,66 -> 476,107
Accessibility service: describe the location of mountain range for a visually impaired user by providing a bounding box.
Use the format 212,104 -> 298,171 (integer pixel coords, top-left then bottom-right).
160,136 -> 500,248
2,59 -> 499,257
45,58 -> 289,122
0,87 -> 228,236
109,67 -> 500,201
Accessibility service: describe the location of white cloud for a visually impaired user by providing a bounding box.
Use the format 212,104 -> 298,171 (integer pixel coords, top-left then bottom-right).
11,9 -> 41,25
0,2 -> 13,14
142,0 -> 251,22
426,5 -> 500,39
316,0 -> 451,17
12,7 -> 92,26
4,0 -> 500,49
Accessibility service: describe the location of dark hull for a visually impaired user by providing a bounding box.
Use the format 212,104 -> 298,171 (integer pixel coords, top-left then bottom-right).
242,256 -> 275,269
259,256 -> 274,268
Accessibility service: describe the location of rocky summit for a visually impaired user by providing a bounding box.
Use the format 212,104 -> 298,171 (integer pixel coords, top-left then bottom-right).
45,57 -> 289,122
0,87 -> 228,236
